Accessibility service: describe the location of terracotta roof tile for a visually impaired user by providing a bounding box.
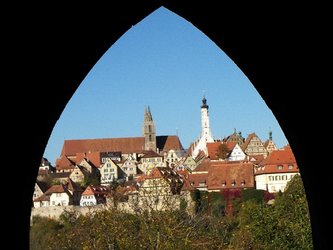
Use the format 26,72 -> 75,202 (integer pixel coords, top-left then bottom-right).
33,193 -> 50,202
45,185 -> 66,194
207,142 -> 221,160
55,155 -> 75,170
193,159 -> 210,172
255,147 -> 299,175
207,162 -> 255,190
82,185 -> 110,196
60,136 -> 184,158
156,135 -> 184,151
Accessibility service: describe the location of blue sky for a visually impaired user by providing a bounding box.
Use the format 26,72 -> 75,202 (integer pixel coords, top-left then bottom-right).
43,7 -> 288,165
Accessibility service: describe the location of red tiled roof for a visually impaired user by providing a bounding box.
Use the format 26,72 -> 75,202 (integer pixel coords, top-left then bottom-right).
60,136 -> 183,157
76,152 -> 101,168
141,150 -> 162,158
82,185 -> 110,196
207,162 -> 255,190
207,142 -> 221,160
33,193 -> 50,202
55,155 -> 75,170
186,173 -> 208,187
260,148 -> 296,165
255,148 -> 299,175
61,137 -> 145,156
193,159 -> 210,172
157,135 -> 184,151
247,154 -> 265,164
45,185 -> 66,194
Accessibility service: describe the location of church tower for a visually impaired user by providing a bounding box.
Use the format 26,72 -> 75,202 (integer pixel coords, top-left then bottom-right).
192,96 -> 214,157
142,106 -> 156,151
200,96 -> 214,142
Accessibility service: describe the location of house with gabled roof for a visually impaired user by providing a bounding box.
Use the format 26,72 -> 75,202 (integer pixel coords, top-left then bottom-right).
263,131 -> 278,154
119,155 -> 138,180
228,143 -> 246,161
254,145 -> 299,192
99,158 -> 124,185
32,180 -> 49,203
76,151 -> 102,169
69,165 -> 89,185
164,149 -> 185,168
184,159 -> 255,192
223,129 -> 245,146
207,162 -> 255,191
138,166 -> 184,211
242,132 -> 268,158
45,185 -> 72,206
33,193 -> 51,208
43,178 -> 82,206
80,185 -> 110,206
55,155 -> 75,173
139,150 -> 164,175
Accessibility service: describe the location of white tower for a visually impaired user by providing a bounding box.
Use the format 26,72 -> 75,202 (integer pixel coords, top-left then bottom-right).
192,96 -> 214,158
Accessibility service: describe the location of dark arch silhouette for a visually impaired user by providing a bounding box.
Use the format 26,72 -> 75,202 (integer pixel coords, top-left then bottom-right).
6,2 -> 330,249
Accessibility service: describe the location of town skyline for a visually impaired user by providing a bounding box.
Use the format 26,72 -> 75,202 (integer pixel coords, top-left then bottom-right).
43,7 -> 288,165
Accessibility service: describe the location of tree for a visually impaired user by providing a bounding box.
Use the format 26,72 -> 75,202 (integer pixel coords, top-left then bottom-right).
216,143 -> 230,159
230,174 -> 313,249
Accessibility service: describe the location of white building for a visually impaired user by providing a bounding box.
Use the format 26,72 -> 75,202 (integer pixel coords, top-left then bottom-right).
191,96 -> 214,158
254,146 -> 300,192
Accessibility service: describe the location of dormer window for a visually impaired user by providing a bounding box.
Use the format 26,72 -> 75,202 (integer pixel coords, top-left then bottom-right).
278,165 -> 283,170
288,165 -> 293,169
221,180 -> 226,186
232,180 -> 236,186
241,180 -> 245,186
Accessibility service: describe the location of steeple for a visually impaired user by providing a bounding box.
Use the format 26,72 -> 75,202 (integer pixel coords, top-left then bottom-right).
269,131 -> 273,140
192,96 -> 214,158
142,106 -> 156,151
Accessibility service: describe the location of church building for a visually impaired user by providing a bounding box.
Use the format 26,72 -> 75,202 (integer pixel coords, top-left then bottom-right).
58,106 -> 184,166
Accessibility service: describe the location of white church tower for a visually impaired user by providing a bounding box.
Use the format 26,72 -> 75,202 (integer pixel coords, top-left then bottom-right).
192,96 -> 214,158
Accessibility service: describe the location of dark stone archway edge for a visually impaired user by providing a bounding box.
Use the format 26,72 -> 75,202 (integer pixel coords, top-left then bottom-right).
4,1 -> 330,249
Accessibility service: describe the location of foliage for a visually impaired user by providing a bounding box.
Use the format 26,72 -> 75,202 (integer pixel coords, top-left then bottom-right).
30,175 -> 313,249
216,143 -> 230,159
241,188 -> 265,203
83,174 -> 100,188
230,174 -> 313,249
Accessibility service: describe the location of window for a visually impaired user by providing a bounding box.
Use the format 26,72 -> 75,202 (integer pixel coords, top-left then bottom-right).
288,165 -> 293,169
278,165 -> 283,170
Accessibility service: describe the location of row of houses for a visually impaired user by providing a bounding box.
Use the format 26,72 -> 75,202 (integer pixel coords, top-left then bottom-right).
33,99 -> 299,210
33,141 -> 298,210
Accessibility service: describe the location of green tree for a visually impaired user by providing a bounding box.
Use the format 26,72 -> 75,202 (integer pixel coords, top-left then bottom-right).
231,174 -> 313,249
